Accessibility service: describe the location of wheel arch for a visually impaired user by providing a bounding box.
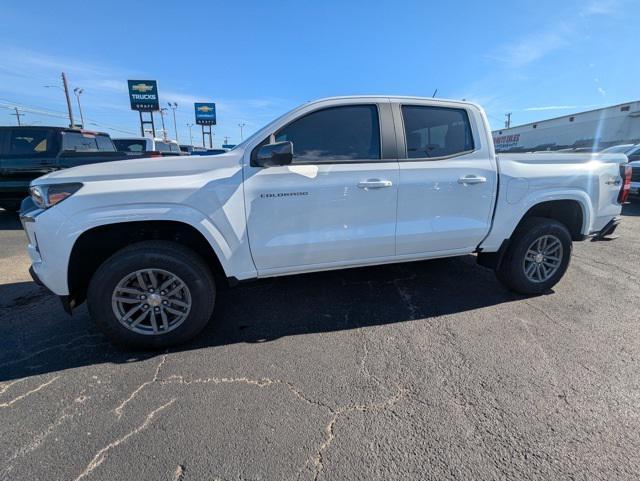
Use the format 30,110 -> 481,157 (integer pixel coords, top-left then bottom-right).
67,219 -> 231,309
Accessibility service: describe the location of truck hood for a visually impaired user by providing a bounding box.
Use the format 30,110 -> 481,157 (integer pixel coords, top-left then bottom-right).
31,151 -> 243,185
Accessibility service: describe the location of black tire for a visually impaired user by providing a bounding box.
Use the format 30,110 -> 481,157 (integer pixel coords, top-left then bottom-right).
496,217 -> 572,295
87,240 -> 216,349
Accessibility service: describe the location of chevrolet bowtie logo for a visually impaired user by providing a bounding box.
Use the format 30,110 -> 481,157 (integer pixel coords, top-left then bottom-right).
197,106 -> 214,112
131,83 -> 154,93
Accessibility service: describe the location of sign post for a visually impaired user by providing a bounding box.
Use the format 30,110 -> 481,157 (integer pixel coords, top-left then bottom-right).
195,103 -> 216,148
128,80 -> 160,137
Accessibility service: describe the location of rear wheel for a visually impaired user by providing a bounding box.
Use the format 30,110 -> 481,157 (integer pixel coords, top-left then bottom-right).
496,217 -> 572,295
87,241 -> 215,349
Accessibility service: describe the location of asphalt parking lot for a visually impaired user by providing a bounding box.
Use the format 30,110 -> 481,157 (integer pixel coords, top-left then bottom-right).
1,204 -> 639,481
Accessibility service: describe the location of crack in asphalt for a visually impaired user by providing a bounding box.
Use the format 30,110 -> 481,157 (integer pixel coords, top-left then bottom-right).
109,346 -> 407,481
74,399 -> 176,481
0,379 -> 24,395
114,354 -> 168,418
0,376 -> 59,408
1,392 -> 90,481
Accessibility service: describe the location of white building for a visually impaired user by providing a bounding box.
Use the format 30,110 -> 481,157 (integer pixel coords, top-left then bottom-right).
492,101 -> 640,152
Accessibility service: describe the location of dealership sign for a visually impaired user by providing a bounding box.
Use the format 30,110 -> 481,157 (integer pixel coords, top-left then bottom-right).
127,80 -> 159,111
195,103 -> 217,125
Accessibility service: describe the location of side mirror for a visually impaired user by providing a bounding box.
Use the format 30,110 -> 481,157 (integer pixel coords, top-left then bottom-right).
254,141 -> 293,167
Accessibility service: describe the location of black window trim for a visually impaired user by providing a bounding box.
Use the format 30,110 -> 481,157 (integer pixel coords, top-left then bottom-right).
397,103 -> 478,162
251,103 -> 385,166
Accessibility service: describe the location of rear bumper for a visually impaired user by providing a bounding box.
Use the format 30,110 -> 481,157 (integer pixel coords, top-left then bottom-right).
591,216 -> 621,241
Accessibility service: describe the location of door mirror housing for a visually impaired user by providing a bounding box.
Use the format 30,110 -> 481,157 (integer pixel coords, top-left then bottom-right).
253,141 -> 293,167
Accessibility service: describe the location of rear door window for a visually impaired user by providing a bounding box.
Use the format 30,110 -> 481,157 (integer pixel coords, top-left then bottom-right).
114,139 -> 146,152
8,129 -> 51,155
401,105 -> 474,159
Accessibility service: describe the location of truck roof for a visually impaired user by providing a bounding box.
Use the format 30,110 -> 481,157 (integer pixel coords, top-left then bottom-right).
0,126 -> 110,136
305,95 -> 482,109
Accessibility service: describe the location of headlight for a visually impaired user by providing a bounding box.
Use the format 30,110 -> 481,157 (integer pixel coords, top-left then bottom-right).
29,183 -> 83,209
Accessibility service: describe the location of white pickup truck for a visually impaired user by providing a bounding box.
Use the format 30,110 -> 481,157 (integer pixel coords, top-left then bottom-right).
21,96 -> 632,348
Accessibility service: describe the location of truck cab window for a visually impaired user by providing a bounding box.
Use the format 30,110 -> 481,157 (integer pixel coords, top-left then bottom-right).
401,105 -> 474,159
9,130 -> 49,155
274,105 -> 381,162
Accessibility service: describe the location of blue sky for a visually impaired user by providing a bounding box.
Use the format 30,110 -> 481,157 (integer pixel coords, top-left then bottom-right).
1,0 -> 638,145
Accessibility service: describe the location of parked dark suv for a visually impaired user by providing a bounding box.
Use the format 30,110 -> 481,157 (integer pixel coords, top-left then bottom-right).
0,126 -> 137,211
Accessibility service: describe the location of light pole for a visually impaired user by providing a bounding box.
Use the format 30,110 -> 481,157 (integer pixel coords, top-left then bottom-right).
238,122 -> 246,141
168,102 -> 179,142
187,123 -> 194,146
73,88 -> 85,128
44,79 -> 74,128
159,108 -> 168,140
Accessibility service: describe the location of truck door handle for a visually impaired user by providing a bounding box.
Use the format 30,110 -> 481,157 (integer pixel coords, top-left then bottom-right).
458,175 -> 487,185
605,178 -> 621,186
357,179 -> 393,190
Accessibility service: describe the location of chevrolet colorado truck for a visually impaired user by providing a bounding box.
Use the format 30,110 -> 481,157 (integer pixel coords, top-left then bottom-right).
20,96 -> 631,348
0,126 -> 139,212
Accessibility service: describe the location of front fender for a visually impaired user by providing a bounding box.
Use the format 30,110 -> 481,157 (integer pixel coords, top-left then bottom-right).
32,202 -> 256,296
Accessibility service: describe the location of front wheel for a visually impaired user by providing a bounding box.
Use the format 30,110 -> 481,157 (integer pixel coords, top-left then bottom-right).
87,241 -> 216,349
496,217 -> 572,295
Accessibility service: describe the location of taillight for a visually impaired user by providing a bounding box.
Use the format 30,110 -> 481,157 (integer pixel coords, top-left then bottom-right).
618,165 -> 632,204
149,151 -> 162,158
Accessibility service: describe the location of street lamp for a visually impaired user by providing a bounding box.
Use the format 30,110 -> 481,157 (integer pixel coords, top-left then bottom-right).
186,123 -> 194,146
159,108 -> 168,141
168,102 -> 179,142
238,122 -> 246,141
73,88 -> 85,129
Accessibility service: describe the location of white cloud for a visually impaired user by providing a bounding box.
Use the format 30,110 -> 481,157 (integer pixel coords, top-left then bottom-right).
581,0 -> 619,16
597,87 -> 607,96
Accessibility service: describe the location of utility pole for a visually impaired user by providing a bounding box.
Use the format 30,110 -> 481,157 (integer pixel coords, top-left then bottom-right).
238,122 -> 246,141
432,88 -> 438,98
168,102 -> 179,142
61,72 -> 75,128
10,107 -> 24,126
223,136 -> 229,145
159,108 -> 168,140
505,113 -> 512,129
73,88 -> 85,128
187,123 -> 194,145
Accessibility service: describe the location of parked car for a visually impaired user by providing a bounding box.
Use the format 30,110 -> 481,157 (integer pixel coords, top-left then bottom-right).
0,126 -> 138,212
601,144 -> 640,196
21,96 -> 630,348
113,137 -> 183,157
179,144 -> 208,154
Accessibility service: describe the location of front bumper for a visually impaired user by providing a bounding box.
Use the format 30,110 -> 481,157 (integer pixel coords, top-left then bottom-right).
20,199 -> 73,297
